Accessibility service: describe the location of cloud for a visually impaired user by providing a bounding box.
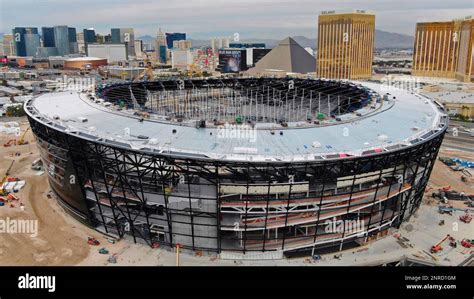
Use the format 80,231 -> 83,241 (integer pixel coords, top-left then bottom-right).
0,0 -> 472,38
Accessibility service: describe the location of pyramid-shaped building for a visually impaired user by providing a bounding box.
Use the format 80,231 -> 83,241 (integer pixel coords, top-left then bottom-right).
247,37 -> 316,75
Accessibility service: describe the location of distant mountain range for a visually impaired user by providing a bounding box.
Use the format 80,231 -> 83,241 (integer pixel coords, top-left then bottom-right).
374,30 -> 414,49
0,29 -> 413,49
137,30 -> 414,50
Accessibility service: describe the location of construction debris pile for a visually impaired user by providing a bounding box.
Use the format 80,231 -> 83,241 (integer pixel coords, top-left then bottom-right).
432,186 -> 474,204
1,177 -> 26,193
31,158 -> 43,172
0,160 -> 26,209
0,121 -> 20,134
439,156 -> 474,170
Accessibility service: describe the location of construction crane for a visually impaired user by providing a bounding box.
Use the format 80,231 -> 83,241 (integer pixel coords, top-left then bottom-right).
438,205 -> 474,214
17,127 -> 30,145
3,128 -> 30,147
0,160 -> 14,195
431,234 -> 456,254
134,53 -> 155,82
187,63 -> 203,78
134,62 -> 154,82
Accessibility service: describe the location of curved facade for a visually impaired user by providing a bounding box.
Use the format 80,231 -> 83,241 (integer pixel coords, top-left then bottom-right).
25,78 -> 448,257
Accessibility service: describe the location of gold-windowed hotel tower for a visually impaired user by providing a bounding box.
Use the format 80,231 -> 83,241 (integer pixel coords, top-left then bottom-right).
317,11 -> 375,80
412,16 -> 473,82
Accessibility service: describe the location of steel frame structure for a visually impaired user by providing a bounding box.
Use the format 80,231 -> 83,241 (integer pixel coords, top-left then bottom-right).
100,78 -> 371,124
26,78 -> 447,257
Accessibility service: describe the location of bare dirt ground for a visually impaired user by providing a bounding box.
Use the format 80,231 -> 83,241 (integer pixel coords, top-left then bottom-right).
428,149 -> 474,194
0,117 -> 472,266
0,117 -> 95,266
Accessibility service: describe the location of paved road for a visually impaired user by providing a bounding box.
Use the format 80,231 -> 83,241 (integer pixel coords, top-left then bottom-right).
449,120 -> 474,129
442,124 -> 474,153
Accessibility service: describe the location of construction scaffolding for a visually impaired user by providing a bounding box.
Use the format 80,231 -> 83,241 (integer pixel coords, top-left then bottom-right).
101,78 -> 371,124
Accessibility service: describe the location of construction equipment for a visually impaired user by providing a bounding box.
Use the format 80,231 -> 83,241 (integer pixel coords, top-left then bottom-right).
462,169 -> 472,178
438,205 -> 453,215
452,157 -> 474,168
459,212 -> 472,224
133,111 -> 150,119
7,193 -> 19,201
431,234 -> 456,254
31,158 -> 43,171
87,237 -> 100,246
0,160 -> 14,195
440,157 -> 474,169
134,65 -> 154,81
3,139 -> 16,147
187,63 -> 203,77
134,54 -> 154,82
98,247 -> 109,254
433,188 -> 473,202
312,254 -> 322,261
176,243 -> 181,266
439,157 -> 456,166
108,254 -> 118,264
17,127 -> 30,145
438,205 -> 474,214
461,239 -> 474,248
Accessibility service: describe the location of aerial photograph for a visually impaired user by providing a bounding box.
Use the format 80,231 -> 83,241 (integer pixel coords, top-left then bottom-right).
0,0 -> 472,297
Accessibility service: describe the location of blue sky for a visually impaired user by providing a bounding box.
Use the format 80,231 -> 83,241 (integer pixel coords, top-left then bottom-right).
0,0 -> 472,38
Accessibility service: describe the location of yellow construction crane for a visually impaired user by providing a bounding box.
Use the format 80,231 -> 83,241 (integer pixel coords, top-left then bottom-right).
187,63 -> 202,78
17,127 -> 30,145
134,53 -> 155,82
0,160 -> 14,195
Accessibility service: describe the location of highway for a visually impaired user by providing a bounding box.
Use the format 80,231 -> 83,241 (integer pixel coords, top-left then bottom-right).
442,121 -> 474,153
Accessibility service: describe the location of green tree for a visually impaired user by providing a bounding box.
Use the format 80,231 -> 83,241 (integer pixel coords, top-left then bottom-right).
6,105 -> 26,117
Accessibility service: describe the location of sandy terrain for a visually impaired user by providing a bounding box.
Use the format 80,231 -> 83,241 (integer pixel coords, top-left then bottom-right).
0,118 -> 94,266
429,149 -> 474,194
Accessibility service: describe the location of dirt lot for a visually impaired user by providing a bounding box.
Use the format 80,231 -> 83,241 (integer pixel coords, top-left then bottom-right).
0,117 -> 97,265
428,149 -> 474,194
0,117 -> 472,266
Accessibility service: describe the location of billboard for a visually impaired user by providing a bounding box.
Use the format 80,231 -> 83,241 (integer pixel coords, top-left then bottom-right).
218,50 -> 247,73
252,49 -> 271,65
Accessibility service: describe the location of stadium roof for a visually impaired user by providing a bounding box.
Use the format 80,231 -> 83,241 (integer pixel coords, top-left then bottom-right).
247,37 -> 316,74
25,81 -> 447,163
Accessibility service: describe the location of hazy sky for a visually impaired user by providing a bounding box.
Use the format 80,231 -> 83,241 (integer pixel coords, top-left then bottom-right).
0,0 -> 472,39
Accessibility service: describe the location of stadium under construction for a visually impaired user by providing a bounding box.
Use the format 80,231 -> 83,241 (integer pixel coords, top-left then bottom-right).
25,78 -> 448,258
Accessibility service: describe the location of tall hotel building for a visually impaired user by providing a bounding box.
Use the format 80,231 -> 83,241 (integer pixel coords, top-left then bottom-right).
317,11 -> 375,80
412,16 -> 473,82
